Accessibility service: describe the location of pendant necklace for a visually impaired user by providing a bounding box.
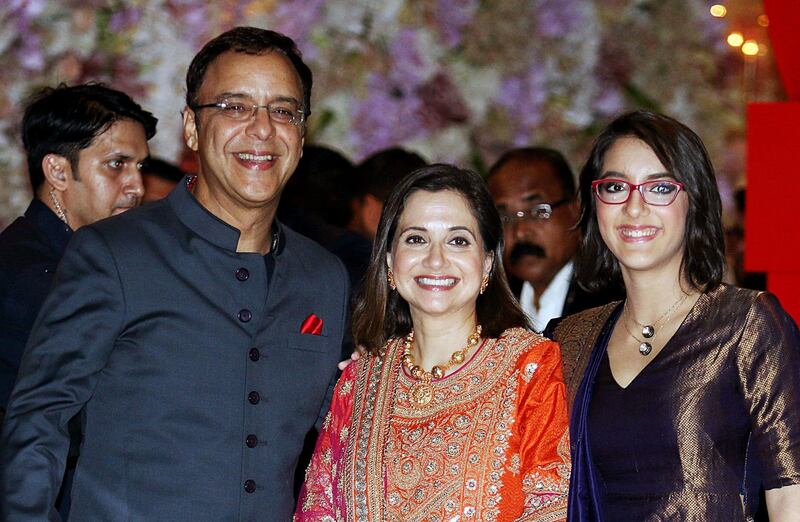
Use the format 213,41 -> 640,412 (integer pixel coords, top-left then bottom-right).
623,291 -> 689,356
402,324 -> 482,407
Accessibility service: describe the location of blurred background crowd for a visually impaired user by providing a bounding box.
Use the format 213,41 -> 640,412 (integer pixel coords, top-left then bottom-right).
0,0 -> 784,234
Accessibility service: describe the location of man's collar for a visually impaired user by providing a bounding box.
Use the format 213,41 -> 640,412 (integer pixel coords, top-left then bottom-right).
520,260 -> 574,331
26,198 -> 72,257
168,176 -> 285,255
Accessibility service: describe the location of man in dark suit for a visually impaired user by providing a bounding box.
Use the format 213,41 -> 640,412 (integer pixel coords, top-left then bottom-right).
488,147 -> 620,332
0,83 -> 156,420
0,83 -> 156,518
1,27 -> 349,521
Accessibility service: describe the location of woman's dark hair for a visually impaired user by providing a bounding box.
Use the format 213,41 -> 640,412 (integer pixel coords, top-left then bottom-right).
352,164 -> 529,352
22,83 -> 157,191
576,110 -> 726,292
185,26 -> 312,117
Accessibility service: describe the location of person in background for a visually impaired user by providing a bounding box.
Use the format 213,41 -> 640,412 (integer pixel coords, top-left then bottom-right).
278,144 -> 372,287
349,147 -> 426,241
0,82 -> 156,518
141,157 -> 185,202
546,110 -> 800,520
1,27 -> 349,521
297,164 -> 570,521
0,83 -> 156,414
487,147 -> 621,333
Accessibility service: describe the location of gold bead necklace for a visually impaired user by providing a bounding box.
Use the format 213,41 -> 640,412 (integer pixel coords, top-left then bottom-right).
402,324 -> 482,406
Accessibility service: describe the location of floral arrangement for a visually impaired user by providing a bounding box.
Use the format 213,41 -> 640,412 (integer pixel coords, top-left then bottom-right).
0,0 -> 770,225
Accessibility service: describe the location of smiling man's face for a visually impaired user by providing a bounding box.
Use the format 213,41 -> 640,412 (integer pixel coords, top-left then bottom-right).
183,51 -> 305,214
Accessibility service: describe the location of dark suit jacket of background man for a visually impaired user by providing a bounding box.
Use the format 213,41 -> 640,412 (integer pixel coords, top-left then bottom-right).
0,198 -> 80,517
0,180 -> 350,521
509,275 -> 624,324
0,198 -> 71,414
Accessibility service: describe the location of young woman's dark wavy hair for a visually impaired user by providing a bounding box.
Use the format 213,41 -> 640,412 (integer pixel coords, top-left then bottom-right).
576,110 -> 726,293
352,164 -> 530,353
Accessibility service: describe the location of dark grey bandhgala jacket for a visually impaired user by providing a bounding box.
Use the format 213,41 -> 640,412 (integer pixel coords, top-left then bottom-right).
0,181 -> 349,521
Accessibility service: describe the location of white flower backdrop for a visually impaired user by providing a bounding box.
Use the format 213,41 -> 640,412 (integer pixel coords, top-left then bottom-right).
0,0 -> 782,226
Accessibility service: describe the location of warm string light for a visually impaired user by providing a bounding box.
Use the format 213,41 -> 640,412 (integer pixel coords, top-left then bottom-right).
741,40 -> 760,56
710,4 -> 727,18
727,32 -> 744,47
713,5 -> 768,58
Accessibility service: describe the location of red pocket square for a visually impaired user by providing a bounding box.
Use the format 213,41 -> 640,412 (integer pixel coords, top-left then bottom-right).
300,314 -> 324,335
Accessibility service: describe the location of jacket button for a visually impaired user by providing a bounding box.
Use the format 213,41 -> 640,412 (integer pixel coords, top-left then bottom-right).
246,434 -> 258,448
248,391 -> 260,405
244,479 -> 256,493
249,348 -> 260,361
238,309 -> 252,322
235,268 -> 250,281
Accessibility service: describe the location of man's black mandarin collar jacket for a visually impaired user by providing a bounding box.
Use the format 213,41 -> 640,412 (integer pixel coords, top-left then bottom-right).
0,180 -> 349,521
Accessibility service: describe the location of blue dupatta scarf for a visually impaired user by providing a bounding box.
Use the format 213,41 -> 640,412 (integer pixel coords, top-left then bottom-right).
566,304 -> 622,522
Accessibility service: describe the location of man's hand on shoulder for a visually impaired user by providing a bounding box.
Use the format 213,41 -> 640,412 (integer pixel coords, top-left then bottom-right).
337,350 -> 363,371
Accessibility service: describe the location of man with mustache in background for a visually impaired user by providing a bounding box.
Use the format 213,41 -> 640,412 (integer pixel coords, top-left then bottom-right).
488,147 -> 620,332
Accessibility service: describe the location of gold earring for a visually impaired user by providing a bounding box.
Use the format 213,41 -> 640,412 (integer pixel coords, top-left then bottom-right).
387,268 -> 396,290
479,274 -> 489,295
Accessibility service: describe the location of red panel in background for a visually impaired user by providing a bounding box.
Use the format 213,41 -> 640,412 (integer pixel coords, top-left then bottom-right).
746,103 -> 800,321
764,0 -> 800,100
770,274 -> 800,322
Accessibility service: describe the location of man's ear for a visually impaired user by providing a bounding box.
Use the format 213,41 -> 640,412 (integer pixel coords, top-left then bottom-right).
182,107 -> 199,152
42,154 -> 72,192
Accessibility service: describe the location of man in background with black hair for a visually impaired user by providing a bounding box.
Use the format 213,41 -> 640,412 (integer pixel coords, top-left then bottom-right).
0,83 -> 156,518
141,157 -> 186,202
0,83 -> 156,418
349,147 -> 426,241
488,147 -> 620,331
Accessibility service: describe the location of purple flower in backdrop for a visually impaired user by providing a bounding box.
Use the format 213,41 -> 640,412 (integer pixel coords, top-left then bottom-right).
272,0 -> 325,47
434,0 -> 479,47
388,29 -> 427,93
109,6 -> 142,32
350,73 -> 426,159
10,0 -> 46,17
594,87 -> 624,116
536,0 -> 584,38
497,61 -> 547,144
17,33 -> 44,71
167,0 -> 210,48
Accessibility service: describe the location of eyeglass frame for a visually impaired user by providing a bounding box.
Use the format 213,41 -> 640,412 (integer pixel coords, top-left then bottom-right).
591,178 -> 685,206
190,99 -> 307,127
499,198 -> 570,224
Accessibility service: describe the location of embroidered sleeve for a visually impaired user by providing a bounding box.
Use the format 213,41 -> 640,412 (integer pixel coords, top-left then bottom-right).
515,340 -> 571,521
294,363 -> 357,521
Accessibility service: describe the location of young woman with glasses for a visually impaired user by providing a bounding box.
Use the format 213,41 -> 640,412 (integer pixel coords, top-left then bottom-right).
546,110 -> 800,520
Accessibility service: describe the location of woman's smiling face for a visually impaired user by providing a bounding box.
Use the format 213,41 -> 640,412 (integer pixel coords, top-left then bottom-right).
596,137 -> 689,281
388,190 -> 493,321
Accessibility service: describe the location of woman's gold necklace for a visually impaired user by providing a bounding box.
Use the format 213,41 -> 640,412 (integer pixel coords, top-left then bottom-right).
402,324 -> 482,406
623,292 -> 689,356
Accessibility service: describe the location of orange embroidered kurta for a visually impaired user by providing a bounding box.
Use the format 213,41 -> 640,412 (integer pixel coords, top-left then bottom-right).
296,327 -> 570,521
